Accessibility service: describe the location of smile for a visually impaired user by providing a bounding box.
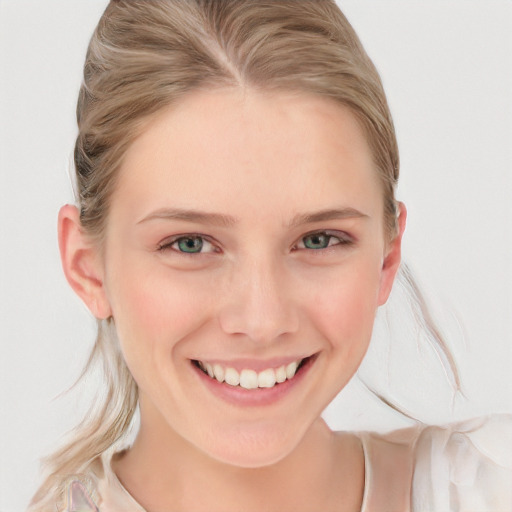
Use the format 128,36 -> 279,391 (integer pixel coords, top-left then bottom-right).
193,357 -> 309,390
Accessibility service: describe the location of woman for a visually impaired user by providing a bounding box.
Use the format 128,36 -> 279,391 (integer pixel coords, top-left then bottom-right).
26,1 -> 511,511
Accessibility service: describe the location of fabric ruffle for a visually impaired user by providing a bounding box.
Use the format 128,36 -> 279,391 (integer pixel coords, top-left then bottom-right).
65,480 -> 99,512
412,414 -> 512,511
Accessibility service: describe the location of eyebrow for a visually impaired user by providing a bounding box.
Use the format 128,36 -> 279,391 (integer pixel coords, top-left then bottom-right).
137,208 -> 238,227
137,206 -> 367,228
287,207 -> 368,227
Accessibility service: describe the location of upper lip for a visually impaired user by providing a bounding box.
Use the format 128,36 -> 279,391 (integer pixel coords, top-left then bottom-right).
192,354 -> 316,373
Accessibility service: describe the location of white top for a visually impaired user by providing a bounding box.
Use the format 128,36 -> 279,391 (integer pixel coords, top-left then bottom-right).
63,415 -> 512,512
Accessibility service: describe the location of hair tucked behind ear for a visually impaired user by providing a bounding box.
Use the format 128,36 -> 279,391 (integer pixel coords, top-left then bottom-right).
29,1 -> 458,509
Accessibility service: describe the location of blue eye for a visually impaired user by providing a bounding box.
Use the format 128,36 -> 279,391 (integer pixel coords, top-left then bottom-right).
297,231 -> 351,250
158,235 -> 216,254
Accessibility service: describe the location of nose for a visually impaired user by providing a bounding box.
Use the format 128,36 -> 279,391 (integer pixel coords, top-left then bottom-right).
218,257 -> 299,343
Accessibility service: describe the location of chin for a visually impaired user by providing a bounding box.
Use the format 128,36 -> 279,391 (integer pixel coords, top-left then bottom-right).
199,422 -> 304,469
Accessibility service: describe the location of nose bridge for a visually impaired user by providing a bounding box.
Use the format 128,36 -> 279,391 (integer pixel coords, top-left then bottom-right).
218,251 -> 298,342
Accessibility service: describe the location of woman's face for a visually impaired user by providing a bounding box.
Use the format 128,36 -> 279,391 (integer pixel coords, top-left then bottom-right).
98,88 -> 402,467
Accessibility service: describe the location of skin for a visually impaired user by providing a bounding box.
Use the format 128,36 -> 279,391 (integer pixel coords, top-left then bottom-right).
59,88 -> 406,511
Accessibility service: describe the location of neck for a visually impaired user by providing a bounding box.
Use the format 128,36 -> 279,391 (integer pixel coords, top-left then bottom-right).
112,401 -> 364,512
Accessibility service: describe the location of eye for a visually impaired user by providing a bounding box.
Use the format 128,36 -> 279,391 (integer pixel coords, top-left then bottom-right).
158,235 -> 217,254
295,231 -> 352,250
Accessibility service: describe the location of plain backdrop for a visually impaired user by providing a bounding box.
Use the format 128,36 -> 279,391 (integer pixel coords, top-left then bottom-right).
1,1 -> 511,510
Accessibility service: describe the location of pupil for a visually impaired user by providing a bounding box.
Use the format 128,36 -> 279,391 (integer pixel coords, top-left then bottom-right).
306,234 -> 328,249
179,237 -> 202,252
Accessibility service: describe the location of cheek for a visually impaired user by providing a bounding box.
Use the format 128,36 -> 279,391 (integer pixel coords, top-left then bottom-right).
105,256 -> 214,359
306,262 -> 382,351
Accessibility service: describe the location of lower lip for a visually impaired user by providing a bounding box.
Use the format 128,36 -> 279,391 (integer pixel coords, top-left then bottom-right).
192,355 -> 317,407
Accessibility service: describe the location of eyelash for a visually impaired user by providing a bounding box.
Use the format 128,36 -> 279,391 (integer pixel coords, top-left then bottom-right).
293,230 -> 353,251
157,234 -> 218,255
157,230 -> 353,255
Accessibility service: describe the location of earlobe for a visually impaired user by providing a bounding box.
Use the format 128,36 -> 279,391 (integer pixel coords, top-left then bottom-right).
377,202 -> 407,306
58,205 -> 112,319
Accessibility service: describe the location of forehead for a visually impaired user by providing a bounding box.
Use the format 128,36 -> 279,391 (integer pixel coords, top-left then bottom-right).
112,88 -> 382,225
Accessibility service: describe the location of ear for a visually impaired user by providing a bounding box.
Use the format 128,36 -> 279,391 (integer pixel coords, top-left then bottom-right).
377,202 -> 407,305
58,205 -> 112,319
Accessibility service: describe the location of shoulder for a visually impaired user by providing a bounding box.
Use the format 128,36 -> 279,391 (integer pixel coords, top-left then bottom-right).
354,414 -> 512,512
412,414 -> 512,511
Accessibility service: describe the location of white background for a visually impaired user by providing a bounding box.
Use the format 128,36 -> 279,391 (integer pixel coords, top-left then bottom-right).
1,1 -> 511,510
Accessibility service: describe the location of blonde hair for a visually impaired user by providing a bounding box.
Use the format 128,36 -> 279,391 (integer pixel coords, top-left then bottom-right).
29,1 -> 456,509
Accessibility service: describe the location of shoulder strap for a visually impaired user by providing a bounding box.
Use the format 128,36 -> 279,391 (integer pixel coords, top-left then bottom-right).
360,427 -> 420,512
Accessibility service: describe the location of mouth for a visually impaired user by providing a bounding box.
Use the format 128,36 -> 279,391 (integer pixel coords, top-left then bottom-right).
192,355 -> 315,391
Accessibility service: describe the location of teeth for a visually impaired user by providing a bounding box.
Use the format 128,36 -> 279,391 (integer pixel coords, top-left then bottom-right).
197,359 -> 305,389
224,367 -> 240,386
275,365 -> 287,383
239,369 -> 258,390
258,368 -> 276,388
286,361 -> 299,380
205,362 -> 214,378
213,364 -> 225,383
